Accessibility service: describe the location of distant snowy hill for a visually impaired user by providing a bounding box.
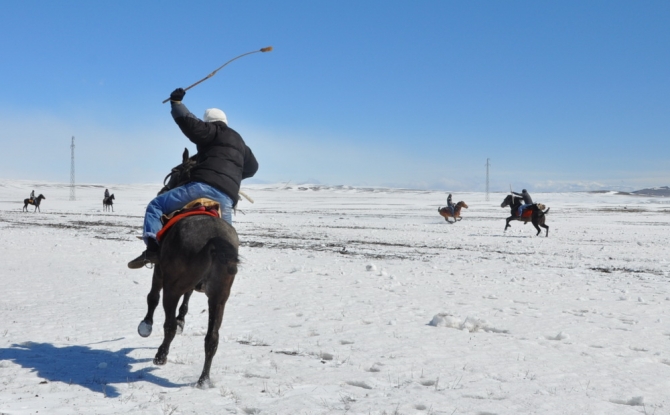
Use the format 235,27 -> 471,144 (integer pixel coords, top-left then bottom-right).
598,186 -> 670,197
631,186 -> 670,197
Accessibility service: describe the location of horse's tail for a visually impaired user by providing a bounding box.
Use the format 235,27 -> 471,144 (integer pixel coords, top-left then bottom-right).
207,236 -> 239,275
534,206 -> 550,218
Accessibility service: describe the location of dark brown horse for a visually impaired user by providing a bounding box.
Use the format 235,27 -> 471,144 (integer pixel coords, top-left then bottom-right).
23,194 -> 45,212
103,194 -> 115,212
137,214 -> 239,388
438,201 -> 468,223
501,194 -> 550,236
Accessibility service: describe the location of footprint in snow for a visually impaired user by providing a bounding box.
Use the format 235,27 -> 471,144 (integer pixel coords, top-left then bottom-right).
429,313 -> 509,333
346,380 -> 372,389
609,396 -> 644,406
545,331 -> 570,341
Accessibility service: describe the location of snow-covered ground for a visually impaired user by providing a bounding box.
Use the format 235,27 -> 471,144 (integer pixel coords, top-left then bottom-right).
1,179 -> 669,415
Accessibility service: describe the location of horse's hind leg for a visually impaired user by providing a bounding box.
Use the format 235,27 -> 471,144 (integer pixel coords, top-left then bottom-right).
176,290 -> 193,335
138,266 -> 163,338
533,221 -> 541,236
541,223 -> 549,237
154,290 -> 181,366
198,273 -> 236,388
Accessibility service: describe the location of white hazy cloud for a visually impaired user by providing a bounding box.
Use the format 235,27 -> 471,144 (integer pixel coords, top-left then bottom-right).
238,122 -> 667,192
0,110 -> 189,185
1,111 -> 666,193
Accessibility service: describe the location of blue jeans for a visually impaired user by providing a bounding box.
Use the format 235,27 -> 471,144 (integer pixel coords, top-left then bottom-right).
143,181 -> 233,245
518,204 -> 532,217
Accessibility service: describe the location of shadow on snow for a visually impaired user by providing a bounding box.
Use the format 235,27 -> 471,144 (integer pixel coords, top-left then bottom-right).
0,341 -> 186,397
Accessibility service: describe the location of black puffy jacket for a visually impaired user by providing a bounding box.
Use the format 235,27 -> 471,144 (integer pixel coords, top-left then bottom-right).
171,102 -> 258,204
512,191 -> 533,205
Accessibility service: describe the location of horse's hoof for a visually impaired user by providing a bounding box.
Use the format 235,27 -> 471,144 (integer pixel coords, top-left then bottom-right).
196,377 -> 213,389
153,355 -> 167,366
138,321 -> 152,338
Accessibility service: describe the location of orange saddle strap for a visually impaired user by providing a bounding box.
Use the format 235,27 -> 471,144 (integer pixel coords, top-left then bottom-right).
156,206 -> 220,242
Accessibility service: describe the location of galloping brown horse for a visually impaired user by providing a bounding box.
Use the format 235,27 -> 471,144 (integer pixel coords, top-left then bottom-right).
438,201 -> 468,223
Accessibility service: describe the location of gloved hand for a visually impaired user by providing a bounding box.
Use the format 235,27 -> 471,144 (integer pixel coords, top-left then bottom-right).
170,88 -> 186,102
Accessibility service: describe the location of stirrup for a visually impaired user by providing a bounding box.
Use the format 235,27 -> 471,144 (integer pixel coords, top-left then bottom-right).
128,250 -> 158,269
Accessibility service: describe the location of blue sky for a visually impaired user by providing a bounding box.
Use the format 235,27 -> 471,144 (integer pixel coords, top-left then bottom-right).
1,1 -> 668,192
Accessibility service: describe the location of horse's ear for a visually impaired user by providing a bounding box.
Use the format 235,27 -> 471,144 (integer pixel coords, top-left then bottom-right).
182,148 -> 189,163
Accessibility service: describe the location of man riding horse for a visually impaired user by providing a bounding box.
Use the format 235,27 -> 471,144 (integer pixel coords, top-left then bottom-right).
512,189 -> 533,217
501,192 -> 550,236
447,193 -> 455,216
128,88 -> 258,269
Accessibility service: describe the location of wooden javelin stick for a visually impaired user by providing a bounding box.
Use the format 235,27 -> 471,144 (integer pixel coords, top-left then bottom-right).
162,46 -> 273,103
239,190 -> 254,204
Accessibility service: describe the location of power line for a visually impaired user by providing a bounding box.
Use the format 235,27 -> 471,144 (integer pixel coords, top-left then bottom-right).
70,136 -> 76,201
485,158 -> 490,202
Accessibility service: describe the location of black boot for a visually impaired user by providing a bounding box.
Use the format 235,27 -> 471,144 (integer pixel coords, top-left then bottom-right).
128,239 -> 159,269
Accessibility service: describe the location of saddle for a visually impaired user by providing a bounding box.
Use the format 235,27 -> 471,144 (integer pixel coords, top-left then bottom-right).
515,208 -> 533,218
516,203 -> 546,218
156,198 -> 222,242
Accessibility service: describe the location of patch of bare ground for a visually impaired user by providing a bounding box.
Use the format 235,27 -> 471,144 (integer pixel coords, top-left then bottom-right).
590,266 -> 664,276
594,208 -> 647,213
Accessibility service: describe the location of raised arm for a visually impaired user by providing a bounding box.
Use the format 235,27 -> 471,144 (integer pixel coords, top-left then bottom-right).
169,88 -> 218,146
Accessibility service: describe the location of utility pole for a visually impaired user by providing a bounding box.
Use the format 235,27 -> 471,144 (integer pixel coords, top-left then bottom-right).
70,136 -> 76,201
485,158 -> 490,202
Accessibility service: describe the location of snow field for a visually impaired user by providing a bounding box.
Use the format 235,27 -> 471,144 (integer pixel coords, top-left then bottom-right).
0,180 -> 669,414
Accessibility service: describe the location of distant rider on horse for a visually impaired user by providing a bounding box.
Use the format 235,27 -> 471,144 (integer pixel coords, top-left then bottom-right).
128,88 -> 259,269
29,190 -> 35,202
104,188 -> 110,199
512,189 -> 533,217
447,193 -> 455,216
